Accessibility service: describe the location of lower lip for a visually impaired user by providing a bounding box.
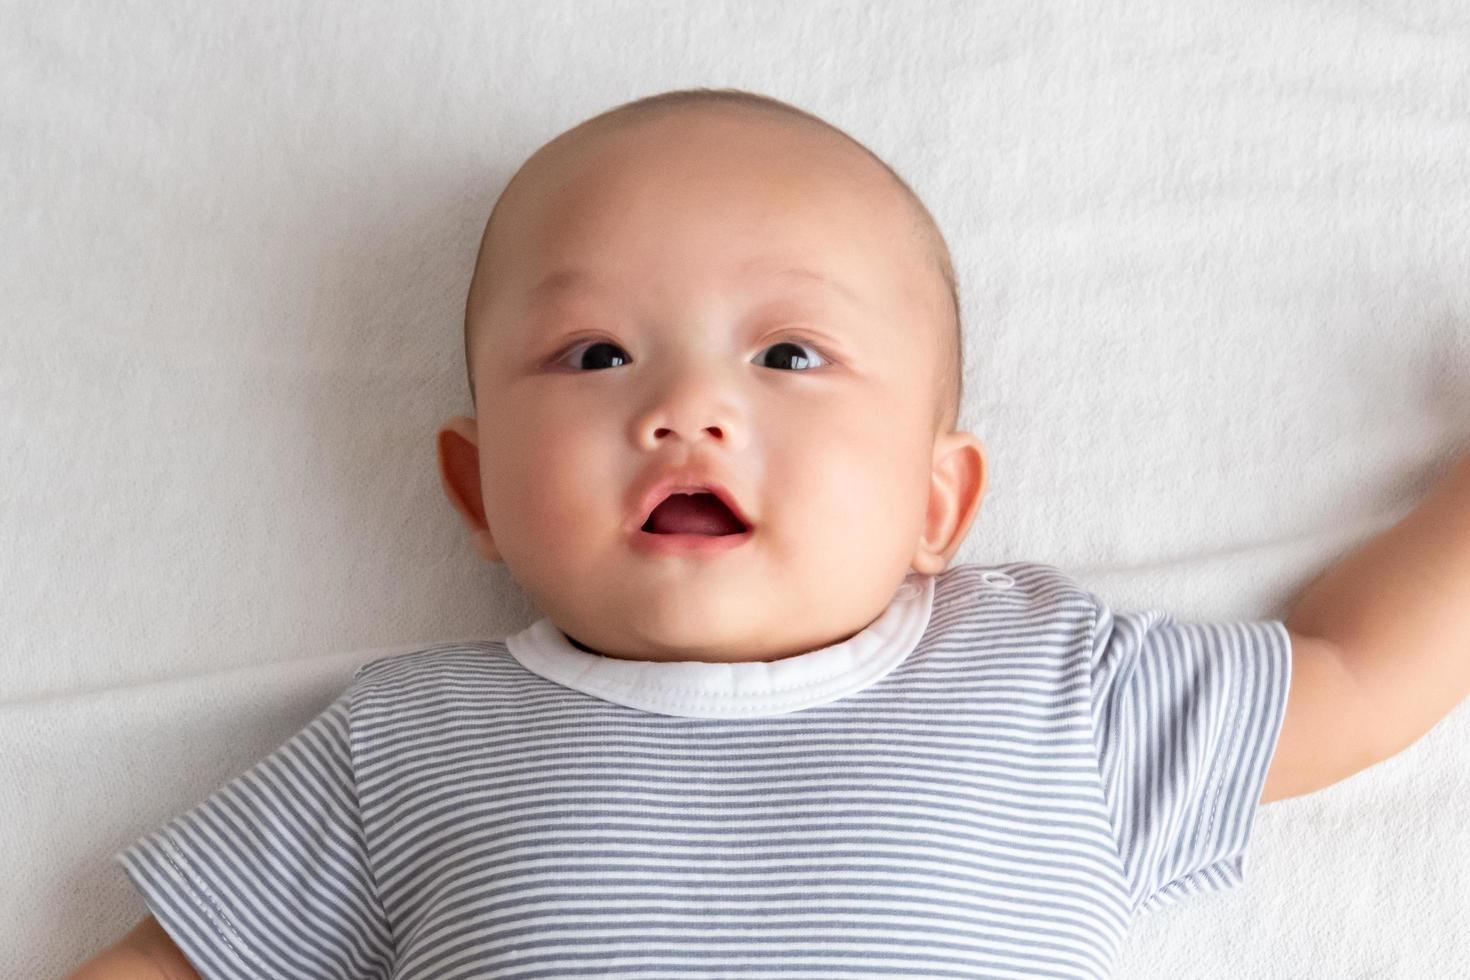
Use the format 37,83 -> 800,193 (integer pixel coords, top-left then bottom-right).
630,529 -> 754,556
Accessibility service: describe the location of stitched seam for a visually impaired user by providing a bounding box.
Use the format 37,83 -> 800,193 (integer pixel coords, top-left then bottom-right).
586,655 -> 902,704
1081,592 -> 1131,909
346,685 -> 396,975
159,836 -> 277,978
1201,623 -> 1241,855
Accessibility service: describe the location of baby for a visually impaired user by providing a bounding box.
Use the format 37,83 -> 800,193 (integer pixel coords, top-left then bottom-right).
78,88 -> 1470,980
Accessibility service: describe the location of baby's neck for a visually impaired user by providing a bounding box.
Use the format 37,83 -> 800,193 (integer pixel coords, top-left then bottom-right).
561,627 -> 863,663
567,634 -> 600,655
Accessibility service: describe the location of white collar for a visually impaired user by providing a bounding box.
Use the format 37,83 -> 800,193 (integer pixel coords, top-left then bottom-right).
503,571 -> 936,718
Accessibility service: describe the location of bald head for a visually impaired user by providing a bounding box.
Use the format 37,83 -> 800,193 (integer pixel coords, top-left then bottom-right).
463,88 -> 964,433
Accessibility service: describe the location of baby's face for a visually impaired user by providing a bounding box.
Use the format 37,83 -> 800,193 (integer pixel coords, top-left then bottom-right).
440,108 -> 986,662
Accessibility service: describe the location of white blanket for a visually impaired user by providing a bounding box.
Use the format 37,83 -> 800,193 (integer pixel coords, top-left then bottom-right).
4,1 -> 1468,976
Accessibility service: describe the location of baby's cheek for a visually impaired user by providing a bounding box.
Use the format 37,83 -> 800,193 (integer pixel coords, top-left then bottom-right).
516,470 -> 590,545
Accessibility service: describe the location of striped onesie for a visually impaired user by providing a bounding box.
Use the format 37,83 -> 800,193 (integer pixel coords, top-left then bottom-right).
117,561 -> 1291,979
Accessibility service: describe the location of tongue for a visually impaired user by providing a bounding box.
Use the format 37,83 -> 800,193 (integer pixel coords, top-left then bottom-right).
647,493 -> 745,535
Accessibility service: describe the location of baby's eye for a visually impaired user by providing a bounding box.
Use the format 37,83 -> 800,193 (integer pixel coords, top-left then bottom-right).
557,338 -> 829,371
754,339 -> 828,371
559,340 -> 631,371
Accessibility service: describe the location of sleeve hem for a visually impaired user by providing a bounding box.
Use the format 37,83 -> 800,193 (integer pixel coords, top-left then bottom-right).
1141,619 -> 1292,912
115,830 -> 274,980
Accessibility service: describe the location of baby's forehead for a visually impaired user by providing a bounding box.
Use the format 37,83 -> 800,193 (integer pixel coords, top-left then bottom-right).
474,107 -> 946,337
515,108 -> 915,235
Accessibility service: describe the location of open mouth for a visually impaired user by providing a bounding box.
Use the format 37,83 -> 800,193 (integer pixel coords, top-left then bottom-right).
640,491 -> 750,536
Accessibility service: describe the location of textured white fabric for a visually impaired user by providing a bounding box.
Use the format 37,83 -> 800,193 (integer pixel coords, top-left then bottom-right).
4,1 -> 1469,977
504,571 -> 935,718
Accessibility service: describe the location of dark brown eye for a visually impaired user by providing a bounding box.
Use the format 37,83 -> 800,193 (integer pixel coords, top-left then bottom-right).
756,340 -> 827,371
556,337 -> 830,371
562,340 -> 630,371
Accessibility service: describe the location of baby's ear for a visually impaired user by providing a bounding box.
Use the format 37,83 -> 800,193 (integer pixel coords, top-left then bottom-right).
436,416 -> 503,563
912,430 -> 987,575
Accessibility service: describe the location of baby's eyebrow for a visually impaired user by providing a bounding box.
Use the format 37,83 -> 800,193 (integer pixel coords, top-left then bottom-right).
747,262 -> 865,308
525,260 -> 864,311
526,268 -> 602,308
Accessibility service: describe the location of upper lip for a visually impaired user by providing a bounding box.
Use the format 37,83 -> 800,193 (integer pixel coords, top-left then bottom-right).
631,466 -> 754,534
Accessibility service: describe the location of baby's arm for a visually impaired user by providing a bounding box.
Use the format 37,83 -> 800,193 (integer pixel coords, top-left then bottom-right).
1264,451 -> 1470,803
68,916 -> 199,980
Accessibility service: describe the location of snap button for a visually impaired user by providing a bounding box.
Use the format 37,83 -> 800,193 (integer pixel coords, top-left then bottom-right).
896,582 -> 921,600
981,571 -> 1014,589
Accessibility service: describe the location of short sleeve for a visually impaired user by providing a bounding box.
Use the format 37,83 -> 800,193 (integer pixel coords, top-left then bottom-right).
1085,599 -> 1292,917
114,684 -> 394,979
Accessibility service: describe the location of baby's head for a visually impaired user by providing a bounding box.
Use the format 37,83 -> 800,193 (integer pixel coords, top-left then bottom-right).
437,88 -> 987,663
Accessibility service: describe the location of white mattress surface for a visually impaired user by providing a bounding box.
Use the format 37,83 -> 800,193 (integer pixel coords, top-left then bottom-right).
3,1 -> 1468,976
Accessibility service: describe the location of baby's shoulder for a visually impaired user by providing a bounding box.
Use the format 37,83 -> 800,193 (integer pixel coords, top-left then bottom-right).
351,640 -> 512,691
936,560 -> 1096,613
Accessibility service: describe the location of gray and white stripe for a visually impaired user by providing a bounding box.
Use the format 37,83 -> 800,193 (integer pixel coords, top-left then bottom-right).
117,561 -> 1291,979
